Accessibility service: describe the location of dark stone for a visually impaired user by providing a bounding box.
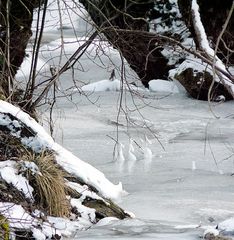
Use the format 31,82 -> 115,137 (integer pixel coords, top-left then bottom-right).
174,68 -> 233,101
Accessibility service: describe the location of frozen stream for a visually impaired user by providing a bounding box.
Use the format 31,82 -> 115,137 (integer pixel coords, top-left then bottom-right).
43,91 -> 234,239
22,3 -> 234,237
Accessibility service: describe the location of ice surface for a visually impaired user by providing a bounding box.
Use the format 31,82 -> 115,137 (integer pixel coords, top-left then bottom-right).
31,0 -> 92,36
43,89 -> 234,239
9,3 -> 234,237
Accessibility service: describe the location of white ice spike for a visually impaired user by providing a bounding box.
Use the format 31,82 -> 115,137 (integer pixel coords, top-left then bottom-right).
128,139 -> 137,162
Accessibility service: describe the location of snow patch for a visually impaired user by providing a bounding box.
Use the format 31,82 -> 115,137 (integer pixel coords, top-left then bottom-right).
203,227 -> 219,237
0,161 -> 34,200
70,198 -> 96,223
218,217 -> 234,232
82,79 -> 121,92
81,79 -> 141,92
149,79 -> 179,93
66,181 -> 107,203
0,203 -> 35,229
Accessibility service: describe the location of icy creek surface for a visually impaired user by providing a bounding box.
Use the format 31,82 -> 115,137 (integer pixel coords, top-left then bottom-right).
43,91 -> 234,239
21,3 -> 234,237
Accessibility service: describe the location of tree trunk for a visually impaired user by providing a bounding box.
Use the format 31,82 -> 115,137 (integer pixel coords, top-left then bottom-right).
79,0 -> 171,87
0,0 -> 41,98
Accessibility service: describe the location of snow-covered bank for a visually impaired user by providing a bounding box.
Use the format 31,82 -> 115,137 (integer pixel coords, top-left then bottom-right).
0,100 -> 125,200
0,100 -> 129,239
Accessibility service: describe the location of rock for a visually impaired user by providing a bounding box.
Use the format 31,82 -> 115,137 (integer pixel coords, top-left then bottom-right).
204,233 -> 232,240
171,59 -> 233,101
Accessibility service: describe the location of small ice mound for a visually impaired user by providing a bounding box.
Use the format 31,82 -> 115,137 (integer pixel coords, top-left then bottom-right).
114,142 -> 125,172
127,139 -> 137,173
192,161 -> 196,171
144,147 -> 152,161
141,135 -> 153,161
128,150 -> 136,162
149,79 -> 179,93
143,147 -> 152,172
96,217 -> 119,226
127,152 -> 137,173
114,142 -> 125,163
145,135 -> 152,145
128,138 -> 137,162
140,136 -> 153,172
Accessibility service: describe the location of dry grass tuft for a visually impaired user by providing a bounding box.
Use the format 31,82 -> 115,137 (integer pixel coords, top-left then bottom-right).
22,150 -> 70,217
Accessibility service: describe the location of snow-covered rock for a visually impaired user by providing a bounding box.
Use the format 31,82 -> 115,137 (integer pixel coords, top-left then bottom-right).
169,57 -> 233,101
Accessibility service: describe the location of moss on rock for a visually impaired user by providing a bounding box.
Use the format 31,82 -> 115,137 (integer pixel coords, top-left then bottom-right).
0,215 -> 9,240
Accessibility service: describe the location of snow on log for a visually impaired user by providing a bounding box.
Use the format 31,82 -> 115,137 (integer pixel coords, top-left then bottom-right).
191,0 -> 234,98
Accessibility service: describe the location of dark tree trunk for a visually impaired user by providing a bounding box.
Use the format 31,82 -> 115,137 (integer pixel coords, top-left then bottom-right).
178,0 -> 234,65
79,0 -> 171,88
0,0 -> 41,98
